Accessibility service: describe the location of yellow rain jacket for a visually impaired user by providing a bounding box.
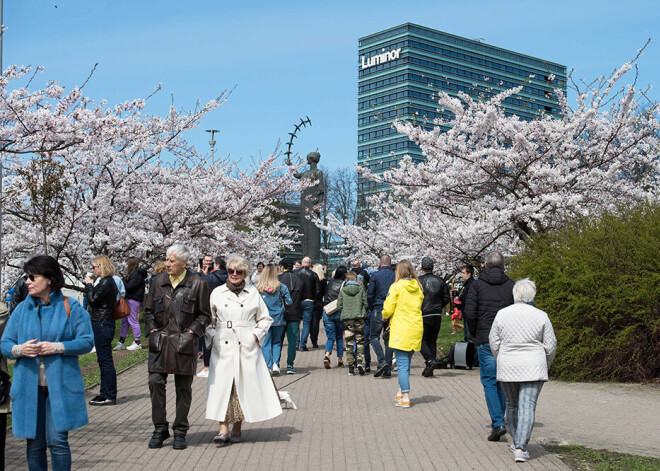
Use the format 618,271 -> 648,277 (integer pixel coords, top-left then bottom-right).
382,279 -> 424,351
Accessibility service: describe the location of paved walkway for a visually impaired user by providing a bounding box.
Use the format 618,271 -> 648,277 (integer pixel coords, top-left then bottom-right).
5,338 -> 659,470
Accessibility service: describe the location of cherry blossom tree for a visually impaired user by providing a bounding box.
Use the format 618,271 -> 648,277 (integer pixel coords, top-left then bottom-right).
322,51 -> 660,273
1,66 -> 302,289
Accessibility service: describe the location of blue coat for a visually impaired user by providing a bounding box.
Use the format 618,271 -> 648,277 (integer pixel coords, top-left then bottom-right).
367,266 -> 396,312
260,284 -> 292,327
0,290 -> 94,438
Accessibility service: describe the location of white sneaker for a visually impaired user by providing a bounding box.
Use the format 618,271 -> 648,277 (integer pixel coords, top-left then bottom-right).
196,369 -> 209,378
514,449 -> 530,462
272,364 -> 280,376
126,342 -> 142,351
113,342 -> 126,351
90,346 -> 96,353
392,358 -> 398,372
510,443 -> 516,452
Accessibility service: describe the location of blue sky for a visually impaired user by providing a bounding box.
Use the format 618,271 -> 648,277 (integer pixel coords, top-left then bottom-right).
5,0 -> 659,170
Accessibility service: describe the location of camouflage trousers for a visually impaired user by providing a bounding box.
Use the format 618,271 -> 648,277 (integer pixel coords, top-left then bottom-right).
344,319 -> 365,366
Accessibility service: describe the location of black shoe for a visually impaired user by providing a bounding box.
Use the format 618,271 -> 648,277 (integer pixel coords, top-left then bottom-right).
213,433 -> 231,446
230,433 -> 242,444
148,429 -> 170,448
365,366 -> 371,373
422,362 -> 435,377
487,426 -> 507,442
323,356 -> 331,369
311,344 -> 319,349
337,360 -> 344,368
89,396 -> 116,406
357,363 -> 366,375
382,369 -> 392,379
300,346 -> 309,352
173,433 -> 187,450
373,364 -> 388,377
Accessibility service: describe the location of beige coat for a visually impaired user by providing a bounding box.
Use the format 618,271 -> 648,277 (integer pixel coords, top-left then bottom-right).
205,284 -> 282,423
0,302 -> 11,414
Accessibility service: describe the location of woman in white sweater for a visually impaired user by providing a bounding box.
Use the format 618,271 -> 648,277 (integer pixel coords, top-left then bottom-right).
489,278 -> 557,463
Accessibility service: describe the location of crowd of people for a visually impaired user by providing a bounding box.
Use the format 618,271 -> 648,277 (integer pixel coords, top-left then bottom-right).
0,246 -> 557,469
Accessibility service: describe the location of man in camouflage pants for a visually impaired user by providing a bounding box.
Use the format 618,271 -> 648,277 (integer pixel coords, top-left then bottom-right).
337,271 -> 368,376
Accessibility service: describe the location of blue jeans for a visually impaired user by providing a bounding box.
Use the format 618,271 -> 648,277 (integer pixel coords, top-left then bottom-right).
27,387 -> 71,470
92,320 -> 117,400
262,325 -> 285,369
299,300 -> 314,348
393,349 -> 414,393
478,344 -> 506,428
369,307 -> 393,369
500,381 -> 544,451
323,312 -> 344,357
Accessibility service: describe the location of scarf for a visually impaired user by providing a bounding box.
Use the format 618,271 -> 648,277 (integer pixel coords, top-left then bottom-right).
226,280 -> 245,295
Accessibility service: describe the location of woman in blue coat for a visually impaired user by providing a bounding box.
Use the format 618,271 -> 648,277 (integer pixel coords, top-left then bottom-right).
1,256 -> 94,471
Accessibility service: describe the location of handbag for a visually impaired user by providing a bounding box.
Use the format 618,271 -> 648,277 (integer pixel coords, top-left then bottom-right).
0,370 -> 11,404
323,281 -> 345,315
113,295 -> 131,320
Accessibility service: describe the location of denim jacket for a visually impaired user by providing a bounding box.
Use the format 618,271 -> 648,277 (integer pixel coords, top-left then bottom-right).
259,284 -> 292,327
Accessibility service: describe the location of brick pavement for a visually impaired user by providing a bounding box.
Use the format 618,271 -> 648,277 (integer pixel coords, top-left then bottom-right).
5,335 -> 659,470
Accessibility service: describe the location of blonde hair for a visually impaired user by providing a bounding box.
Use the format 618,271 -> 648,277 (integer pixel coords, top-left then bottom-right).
395,259 -> 420,285
227,254 -> 250,276
93,255 -> 115,278
312,263 -> 325,281
153,261 -> 166,274
257,264 -> 281,293
345,271 -> 357,282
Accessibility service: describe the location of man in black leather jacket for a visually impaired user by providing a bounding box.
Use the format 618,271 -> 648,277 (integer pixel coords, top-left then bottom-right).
143,244 -> 211,450
419,257 -> 450,376
294,256 -> 319,351
279,257 -> 303,374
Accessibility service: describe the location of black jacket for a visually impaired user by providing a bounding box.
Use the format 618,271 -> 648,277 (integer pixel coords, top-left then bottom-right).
143,270 -> 211,375
279,270 -> 303,321
85,276 -> 119,322
324,278 -> 344,305
124,268 -> 148,302
457,276 -> 474,312
294,266 -> 319,301
204,269 -> 228,294
316,278 -> 327,305
9,275 -> 29,314
464,268 -> 514,345
419,273 -> 450,315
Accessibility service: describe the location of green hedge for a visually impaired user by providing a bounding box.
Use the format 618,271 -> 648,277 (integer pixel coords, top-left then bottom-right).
508,204 -> 660,382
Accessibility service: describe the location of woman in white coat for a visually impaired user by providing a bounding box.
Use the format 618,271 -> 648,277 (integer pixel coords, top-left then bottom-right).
489,278 -> 557,463
205,255 -> 282,446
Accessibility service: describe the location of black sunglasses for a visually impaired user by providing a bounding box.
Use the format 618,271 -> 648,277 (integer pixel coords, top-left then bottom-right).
227,268 -> 244,275
27,274 -> 41,281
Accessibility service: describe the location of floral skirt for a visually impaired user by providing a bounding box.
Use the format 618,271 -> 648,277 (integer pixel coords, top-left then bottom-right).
223,381 -> 244,424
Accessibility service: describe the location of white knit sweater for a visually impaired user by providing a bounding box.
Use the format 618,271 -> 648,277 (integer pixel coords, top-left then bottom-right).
489,302 -> 557,382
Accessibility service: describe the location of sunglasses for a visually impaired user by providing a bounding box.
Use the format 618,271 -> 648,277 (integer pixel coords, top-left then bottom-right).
27,274 -> 41,282
227,268 -> 244,275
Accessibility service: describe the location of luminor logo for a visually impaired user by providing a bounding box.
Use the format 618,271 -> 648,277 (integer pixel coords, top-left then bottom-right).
361,48 -> 402,69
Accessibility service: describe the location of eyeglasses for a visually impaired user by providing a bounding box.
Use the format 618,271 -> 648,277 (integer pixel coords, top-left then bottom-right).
227,268 -> 244,275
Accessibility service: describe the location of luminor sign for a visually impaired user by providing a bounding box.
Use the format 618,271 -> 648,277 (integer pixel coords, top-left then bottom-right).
361,48 -> 402,69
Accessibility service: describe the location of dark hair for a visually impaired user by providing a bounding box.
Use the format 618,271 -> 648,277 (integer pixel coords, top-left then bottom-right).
214,256 -> 226,270
461,264 -> 474,276
333,265 -> 348,280
257,261 -> 265,268
421,256 -> 434,271
125,257 -> 139,280
280,257 -> 294,270
24,255 -> 65,292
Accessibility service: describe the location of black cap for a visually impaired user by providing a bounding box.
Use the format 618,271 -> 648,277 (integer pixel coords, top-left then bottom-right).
421,257 -> 434,271
280,257 -> 294,269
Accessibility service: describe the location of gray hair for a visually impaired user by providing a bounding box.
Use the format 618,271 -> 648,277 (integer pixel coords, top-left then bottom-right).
166,244 -> 190,262
226,254 -> 250,275
484,251 -> 505,269
513,278 -> 537,304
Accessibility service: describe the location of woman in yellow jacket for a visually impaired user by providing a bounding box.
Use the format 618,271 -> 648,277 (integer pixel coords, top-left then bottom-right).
382,260 -> 424,408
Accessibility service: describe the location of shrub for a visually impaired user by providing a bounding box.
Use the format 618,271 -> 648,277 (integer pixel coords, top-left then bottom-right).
508,204 -> 660,382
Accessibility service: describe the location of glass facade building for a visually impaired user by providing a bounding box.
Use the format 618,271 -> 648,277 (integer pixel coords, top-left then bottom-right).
357,23 -> 567,207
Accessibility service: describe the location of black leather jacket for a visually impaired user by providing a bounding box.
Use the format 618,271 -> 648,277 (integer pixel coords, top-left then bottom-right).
324,278 -> 344,305
9,275 -> 29,314
143,270 -> 211,375
294,266 -> 319,301
419,273 -> 450,315
85,276 -> 119,322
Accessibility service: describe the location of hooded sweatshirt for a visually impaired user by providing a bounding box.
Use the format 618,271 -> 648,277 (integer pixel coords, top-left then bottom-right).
382,279 -> 424,351
337,281 -> 367,321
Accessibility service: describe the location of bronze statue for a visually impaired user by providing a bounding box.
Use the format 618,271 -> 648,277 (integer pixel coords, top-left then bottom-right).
294,151 -> 324,262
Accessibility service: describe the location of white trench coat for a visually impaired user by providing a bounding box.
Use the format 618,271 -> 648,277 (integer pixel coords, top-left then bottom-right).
205,284 -> 282,423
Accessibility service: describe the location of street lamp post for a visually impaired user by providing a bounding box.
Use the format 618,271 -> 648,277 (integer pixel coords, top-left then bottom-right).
205,129 -> 219,165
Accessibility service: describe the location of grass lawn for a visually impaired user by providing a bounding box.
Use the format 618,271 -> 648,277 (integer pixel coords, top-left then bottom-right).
545,445 -> 660,471
436,313 -> 466,359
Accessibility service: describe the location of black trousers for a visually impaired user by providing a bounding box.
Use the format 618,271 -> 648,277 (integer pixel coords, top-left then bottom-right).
421,315 -> 442,363
310,303 -> 323,347
148,372 -> 194,434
